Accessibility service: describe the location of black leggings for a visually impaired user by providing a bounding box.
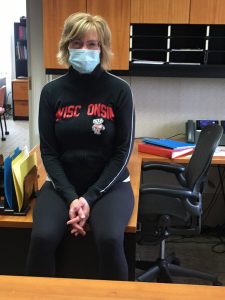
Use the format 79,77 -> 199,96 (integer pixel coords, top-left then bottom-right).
25,180 -> 134,280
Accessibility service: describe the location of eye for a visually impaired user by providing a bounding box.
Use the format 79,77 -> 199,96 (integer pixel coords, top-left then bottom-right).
87,41 -> 100,49
70,40 -> 82,48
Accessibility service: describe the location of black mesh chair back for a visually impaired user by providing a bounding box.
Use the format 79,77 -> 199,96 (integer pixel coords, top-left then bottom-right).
185,124 -> 223,192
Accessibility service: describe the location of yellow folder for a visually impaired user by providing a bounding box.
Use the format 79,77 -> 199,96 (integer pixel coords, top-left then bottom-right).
12,149 -> 37,212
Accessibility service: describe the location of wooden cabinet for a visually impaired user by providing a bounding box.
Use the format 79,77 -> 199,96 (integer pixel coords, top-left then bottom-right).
190,0 -> 225,24
43,0 -> 86,70
12,79 -> 29,120
131,0 -> 225,25
131,0 -> 190,24
42,0 -> 130,70
87,0 -> 130,70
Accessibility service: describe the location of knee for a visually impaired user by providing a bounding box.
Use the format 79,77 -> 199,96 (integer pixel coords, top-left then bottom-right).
30,228 -> 57,250
96,231 -> 123,253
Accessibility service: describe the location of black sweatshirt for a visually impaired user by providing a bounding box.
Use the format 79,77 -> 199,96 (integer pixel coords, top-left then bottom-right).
39,65 -> 135,207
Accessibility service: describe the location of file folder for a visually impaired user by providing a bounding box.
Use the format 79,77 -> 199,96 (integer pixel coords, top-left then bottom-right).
3,147 -> 21,209
12,149 -> 37,212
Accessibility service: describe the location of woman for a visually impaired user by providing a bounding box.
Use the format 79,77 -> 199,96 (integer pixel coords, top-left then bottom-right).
26,12 -> 135,280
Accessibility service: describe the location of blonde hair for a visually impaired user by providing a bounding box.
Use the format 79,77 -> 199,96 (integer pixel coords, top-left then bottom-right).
57,12 -> 112,70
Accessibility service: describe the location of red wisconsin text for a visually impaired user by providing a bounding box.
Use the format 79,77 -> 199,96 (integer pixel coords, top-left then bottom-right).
56,103 -> 115,121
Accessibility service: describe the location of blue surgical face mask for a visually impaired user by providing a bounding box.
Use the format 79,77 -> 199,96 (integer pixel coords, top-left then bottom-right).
68,49 -> 100,74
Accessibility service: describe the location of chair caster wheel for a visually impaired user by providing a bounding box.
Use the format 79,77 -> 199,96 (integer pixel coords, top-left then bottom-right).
5,131 -> 9,135
1,137 -> 6,141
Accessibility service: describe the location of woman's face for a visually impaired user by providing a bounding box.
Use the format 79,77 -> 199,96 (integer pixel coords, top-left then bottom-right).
69,30 -> 100,51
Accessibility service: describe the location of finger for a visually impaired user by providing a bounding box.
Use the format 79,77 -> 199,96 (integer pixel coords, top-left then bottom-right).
71,226 -> 86,236
70,221 -> 84,231
78,207 -> 85,219
79,219 -> 86,228
67,216 -> 80,225
69,208 -> 77,219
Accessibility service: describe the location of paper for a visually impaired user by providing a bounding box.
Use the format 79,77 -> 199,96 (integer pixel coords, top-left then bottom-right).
4,147 -> 21,209
12,148 -> 37,212
213,146 -> 225,157
132,60 -> 165,65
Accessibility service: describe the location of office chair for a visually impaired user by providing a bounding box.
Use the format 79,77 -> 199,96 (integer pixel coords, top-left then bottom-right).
136,124 -> 223,285
0,85 -> 9,141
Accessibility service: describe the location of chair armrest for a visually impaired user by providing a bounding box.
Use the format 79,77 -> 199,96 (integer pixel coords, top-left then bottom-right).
140,184 -> 201,216
140,184 -> 194,198
142,162 -> 185,174
142,162 -> 187,186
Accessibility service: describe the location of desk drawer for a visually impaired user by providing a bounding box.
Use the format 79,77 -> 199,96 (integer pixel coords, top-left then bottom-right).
14,101 -> 28,117
13,82 -> 28,100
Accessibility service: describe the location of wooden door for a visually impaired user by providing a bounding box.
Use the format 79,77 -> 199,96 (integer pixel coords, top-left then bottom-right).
190,0 -> 225,24
131,0 -> 190,24
43,0 -> 86,69
87,0 -> 130,70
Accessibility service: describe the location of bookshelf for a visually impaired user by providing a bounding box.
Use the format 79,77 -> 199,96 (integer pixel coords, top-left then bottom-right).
130,24 -> 225,77
14,20 -> 28,78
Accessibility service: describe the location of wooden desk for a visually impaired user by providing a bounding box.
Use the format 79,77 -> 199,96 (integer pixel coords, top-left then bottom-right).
0,140 -> 225,279
1,275 -> 225,300
0,144 -> 139,232
2,140 -> 224,229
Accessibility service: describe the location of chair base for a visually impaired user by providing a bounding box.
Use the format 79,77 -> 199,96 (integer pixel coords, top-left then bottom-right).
136,257 -> 222,285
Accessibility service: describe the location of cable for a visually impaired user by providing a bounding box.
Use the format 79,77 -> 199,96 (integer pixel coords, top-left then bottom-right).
165,132 -> 186,139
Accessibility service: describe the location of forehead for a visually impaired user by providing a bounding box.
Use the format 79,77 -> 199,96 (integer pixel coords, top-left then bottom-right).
78,28 -> 99,41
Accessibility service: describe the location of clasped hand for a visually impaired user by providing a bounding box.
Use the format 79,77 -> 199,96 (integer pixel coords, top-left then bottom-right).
67,197 -> 90,237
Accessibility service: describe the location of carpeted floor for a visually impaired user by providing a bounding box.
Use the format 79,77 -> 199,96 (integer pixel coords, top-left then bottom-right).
0,117 -> 29,158
136,232 -> 225,285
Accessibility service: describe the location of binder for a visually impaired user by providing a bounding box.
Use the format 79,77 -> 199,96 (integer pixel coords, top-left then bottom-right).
143,138 -> 195,149
3,147 -> 21,209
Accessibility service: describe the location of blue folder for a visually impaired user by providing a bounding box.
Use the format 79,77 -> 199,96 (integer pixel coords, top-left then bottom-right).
4,147 -> 21,209
143,138 -> 195,149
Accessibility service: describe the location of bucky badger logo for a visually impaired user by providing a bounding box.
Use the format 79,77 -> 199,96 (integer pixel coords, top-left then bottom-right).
92,118 -> 105,135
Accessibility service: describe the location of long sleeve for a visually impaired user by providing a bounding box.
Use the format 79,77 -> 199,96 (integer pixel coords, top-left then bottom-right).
39,86 -> 78,206
82,80 -> 135,206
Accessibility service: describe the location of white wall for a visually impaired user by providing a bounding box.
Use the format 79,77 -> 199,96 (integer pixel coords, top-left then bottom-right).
131,76 -> 225,139
0,0 -> 26,104
26,0 -> 45,148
